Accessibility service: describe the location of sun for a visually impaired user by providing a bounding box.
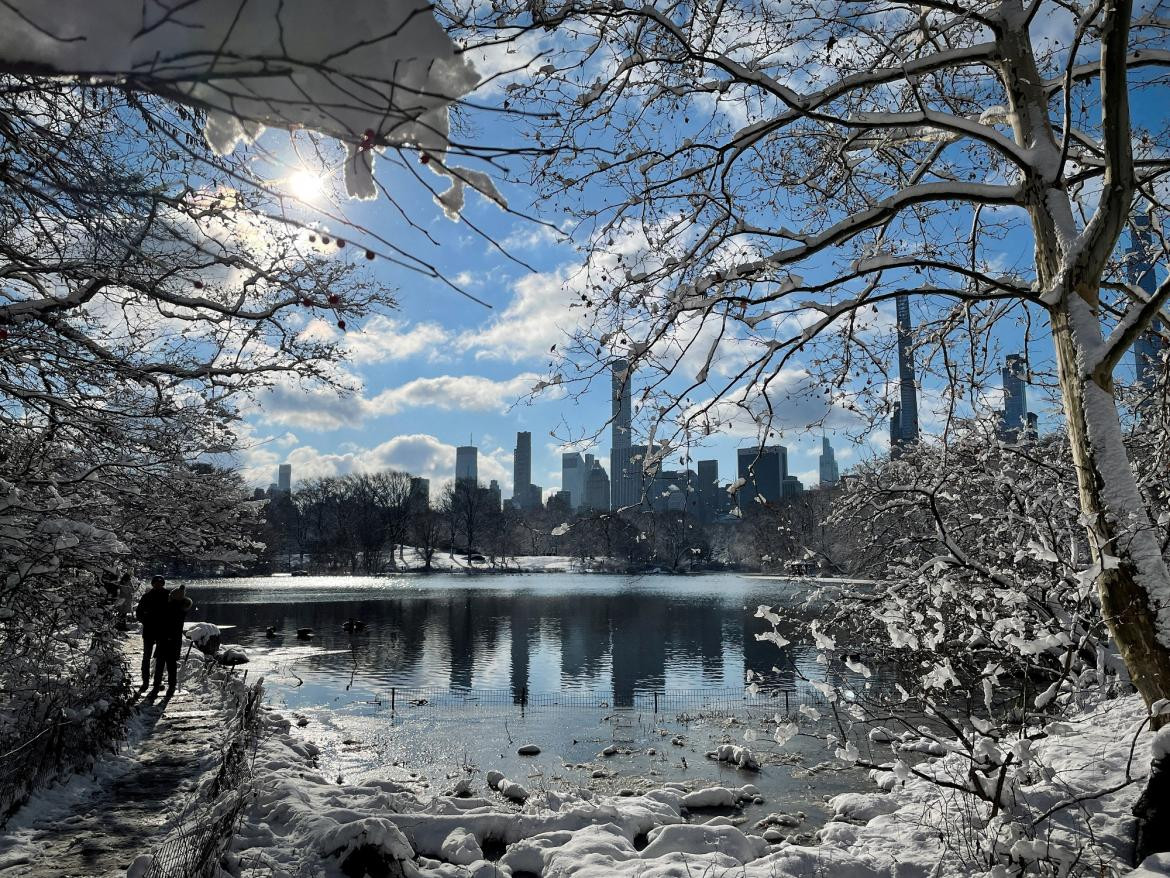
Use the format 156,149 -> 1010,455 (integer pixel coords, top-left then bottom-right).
286,169 -> 324,201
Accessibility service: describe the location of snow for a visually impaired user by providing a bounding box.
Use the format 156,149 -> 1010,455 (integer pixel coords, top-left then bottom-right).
218,690 -> 1166,878
0,1 -> 498,214
184,622 -> 220,650
439,827 -> 483,866
318,817 -> 414,865
706,743 -> 760,771
1131,853 -> 1170,878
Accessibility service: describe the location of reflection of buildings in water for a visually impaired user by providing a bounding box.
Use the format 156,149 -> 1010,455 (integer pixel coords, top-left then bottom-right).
446,594 -> 475,689
610,597 -> 666,706
198,585 -> 823,696
509,602 -> 535,701
558,598 -> 610,688
664,597 -> 725,684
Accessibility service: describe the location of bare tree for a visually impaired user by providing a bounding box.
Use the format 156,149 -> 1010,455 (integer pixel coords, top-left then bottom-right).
449,0 -> 1170,836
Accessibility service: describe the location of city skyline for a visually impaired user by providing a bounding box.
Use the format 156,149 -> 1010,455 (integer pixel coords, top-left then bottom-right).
253,222 -> 1167,498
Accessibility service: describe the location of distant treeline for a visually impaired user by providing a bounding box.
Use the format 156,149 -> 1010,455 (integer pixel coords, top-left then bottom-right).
247,471 -> 850,575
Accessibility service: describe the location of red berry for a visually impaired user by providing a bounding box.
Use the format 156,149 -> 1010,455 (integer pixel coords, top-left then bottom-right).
193,280 -> 204,289
308,234 -> 317,243
301,298 -> 312,307
336,239 -> 346,248
328,293 -> 341,305
420,152 -> 430,164
365,250 -> 375,260
0,328 -> 8,341
337,320 -> 347,331
321,236 -> 331,245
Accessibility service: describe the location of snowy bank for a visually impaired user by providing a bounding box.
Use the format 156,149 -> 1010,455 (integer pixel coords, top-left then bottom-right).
223,693 -> 1167,878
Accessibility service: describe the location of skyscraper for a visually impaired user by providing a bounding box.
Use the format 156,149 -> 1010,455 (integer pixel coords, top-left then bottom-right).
737,446 -> 785,510
696,459 -> 720,521
455,445 -> 477,485
408,477 -> 429,511
487,479 -> 502,511
609,359 -> 644,509
890,295 -> 920,455
818,437 -> 839,487
583,460 -> 611,511
1128,212 -> 1164,389
999,353 -> 1029,441
561,452 -> 585,509
513,431 -> 534,508
277,463 -> 292,493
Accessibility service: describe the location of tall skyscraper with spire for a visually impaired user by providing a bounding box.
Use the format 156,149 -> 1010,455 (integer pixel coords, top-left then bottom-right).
1128,212 -> 1164,389
890,295 -> 920,455
609,359 -> 644,509
455,445 -> 477,485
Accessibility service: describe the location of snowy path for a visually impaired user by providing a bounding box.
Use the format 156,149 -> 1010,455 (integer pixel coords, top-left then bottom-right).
0,642 -> 230,877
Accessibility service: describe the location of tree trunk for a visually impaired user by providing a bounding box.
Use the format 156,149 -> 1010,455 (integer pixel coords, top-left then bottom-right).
1052,303 -> 1170,861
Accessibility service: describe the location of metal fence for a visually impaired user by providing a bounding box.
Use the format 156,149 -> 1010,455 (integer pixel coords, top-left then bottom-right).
141,674 -> 264,878
355,684 -> 831,717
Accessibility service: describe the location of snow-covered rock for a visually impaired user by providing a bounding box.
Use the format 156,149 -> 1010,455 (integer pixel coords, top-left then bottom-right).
317,817 -> 413,875
439,827 -> 482,866
681,784 -> 758,809
219,646 -> 248,666
708,743 -> 760,771
1129,852 -> 1170,878
828,793 -> 899,823
640,823 -> 769,863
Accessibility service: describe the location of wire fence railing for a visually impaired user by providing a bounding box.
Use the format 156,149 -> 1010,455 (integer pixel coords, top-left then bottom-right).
350,684 -> 832,717
140,670 -> 264,878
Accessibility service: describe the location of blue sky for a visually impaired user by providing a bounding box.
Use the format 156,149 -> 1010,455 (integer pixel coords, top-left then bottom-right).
237,164 -> 855,496
233,15 -> 1163,500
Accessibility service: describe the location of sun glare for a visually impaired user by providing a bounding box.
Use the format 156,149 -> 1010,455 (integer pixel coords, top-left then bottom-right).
287,169 -> 324,201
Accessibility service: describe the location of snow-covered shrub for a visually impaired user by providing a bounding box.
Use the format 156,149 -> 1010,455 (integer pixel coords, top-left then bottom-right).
750,423 -> 1169,874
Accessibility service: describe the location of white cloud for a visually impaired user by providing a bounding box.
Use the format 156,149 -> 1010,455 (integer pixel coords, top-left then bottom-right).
250,372 -> 545,430
367,373 -> 545,417
237,432 -> 513,492
301,315 -> 453,364
458,264 -> 581,362
500,222 -> 569,252
253,383 -> 367,431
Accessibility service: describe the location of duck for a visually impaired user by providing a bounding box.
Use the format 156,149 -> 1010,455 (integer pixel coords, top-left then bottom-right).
296,627 -> 314,640
342,618 -> 366,633
265,626 -> 278,639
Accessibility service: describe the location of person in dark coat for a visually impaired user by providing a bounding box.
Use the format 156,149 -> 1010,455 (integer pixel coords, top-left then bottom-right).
135,575 -> 170,690
153,584 -> 193,695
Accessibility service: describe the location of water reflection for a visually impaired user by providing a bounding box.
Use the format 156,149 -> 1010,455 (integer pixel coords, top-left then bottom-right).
184,573 -> 824,706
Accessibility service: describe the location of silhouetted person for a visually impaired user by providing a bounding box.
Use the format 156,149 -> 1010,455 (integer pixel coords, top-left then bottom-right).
153,585 -> 193,696
135,575 -> 170,690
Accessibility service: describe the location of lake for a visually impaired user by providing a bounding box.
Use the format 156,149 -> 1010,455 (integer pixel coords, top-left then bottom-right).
180,572 -> 882,828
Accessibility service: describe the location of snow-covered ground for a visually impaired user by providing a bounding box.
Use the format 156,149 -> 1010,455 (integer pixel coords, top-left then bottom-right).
226,693 -> 1168,878
394,550 -> 582,573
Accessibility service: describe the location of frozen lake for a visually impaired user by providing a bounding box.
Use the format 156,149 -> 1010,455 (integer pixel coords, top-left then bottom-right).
181,572 -> 882,828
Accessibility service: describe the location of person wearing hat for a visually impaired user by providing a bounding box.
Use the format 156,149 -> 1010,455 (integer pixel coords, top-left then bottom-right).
135,575 -> 170,690
152,584 -> 193,696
